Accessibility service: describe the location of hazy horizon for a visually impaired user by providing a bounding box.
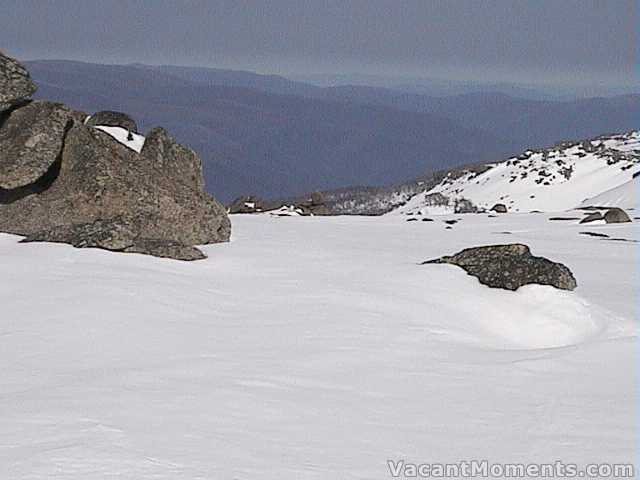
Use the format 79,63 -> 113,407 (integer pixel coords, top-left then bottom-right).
3,0 -> 637,89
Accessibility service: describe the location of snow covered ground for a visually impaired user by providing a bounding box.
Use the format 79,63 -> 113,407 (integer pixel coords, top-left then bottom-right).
0,212 -> 637,479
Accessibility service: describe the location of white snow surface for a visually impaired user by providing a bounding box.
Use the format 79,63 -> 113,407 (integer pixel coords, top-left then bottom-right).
93,126 -> 146,153
398,131 -> 640,215
580,176 -> 638,209
1,213 -> 637,478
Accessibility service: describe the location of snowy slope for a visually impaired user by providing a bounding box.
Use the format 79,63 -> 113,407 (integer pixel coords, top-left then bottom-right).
397,131 -> 639,214
1,213 -> 637,479
580,176 -> 638,209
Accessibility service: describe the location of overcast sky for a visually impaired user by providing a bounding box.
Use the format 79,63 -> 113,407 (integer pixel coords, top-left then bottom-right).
1,0 -> 637,86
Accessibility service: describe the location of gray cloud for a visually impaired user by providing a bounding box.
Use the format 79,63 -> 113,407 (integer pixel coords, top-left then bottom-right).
1,0 -> 637,85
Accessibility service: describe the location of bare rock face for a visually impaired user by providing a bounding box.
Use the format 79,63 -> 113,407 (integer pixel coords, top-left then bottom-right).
0,101 -> 74,189
424,243 -> 577,291
140,127 -> 205,191
0,119 -> 231,260
0,51 -> 37,111
86,110 -> 138,133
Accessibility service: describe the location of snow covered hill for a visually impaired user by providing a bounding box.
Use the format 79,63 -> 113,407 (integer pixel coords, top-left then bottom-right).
580,176 -> 638,209
397,131 -> 639,215
1,213 -> 637,478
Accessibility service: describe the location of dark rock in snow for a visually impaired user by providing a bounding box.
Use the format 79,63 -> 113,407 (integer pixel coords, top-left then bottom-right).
21,217 -> 207,261
423,243 -> 577,291
0,101 -> 74,189
579,231 -> 610,238
453,197 -> 478,214
603,207 -> 631,224
579,212 -> 604,224
490,203 -> 508,213
0,51 -> 37,111
297,191 -> 330,216
86,110 -> 138,132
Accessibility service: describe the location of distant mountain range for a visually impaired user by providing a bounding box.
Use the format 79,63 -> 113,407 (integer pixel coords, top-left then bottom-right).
26,60 -> 638,202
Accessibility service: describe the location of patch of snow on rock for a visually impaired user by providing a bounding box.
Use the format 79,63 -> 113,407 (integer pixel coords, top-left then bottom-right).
93,125 -> 145,153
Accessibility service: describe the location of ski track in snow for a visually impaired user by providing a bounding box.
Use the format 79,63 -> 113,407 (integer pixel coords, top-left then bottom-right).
0,213 -> 637,479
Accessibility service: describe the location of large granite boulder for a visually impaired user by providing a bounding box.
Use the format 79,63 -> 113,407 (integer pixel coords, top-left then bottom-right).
0,119 -> 231,259
0,51 -> 37,111
0,101 -> 74,189
603,207 -> 631,224
86,110 -> 138,133
423,243 -> 577,291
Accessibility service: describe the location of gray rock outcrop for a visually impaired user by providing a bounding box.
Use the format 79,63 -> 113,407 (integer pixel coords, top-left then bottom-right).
423,243 -> 577,291
0,52 -> 230,261
0,51 -> 37,111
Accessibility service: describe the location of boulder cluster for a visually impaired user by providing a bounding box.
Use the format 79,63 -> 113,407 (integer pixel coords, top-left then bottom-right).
0,51 -> 230,260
